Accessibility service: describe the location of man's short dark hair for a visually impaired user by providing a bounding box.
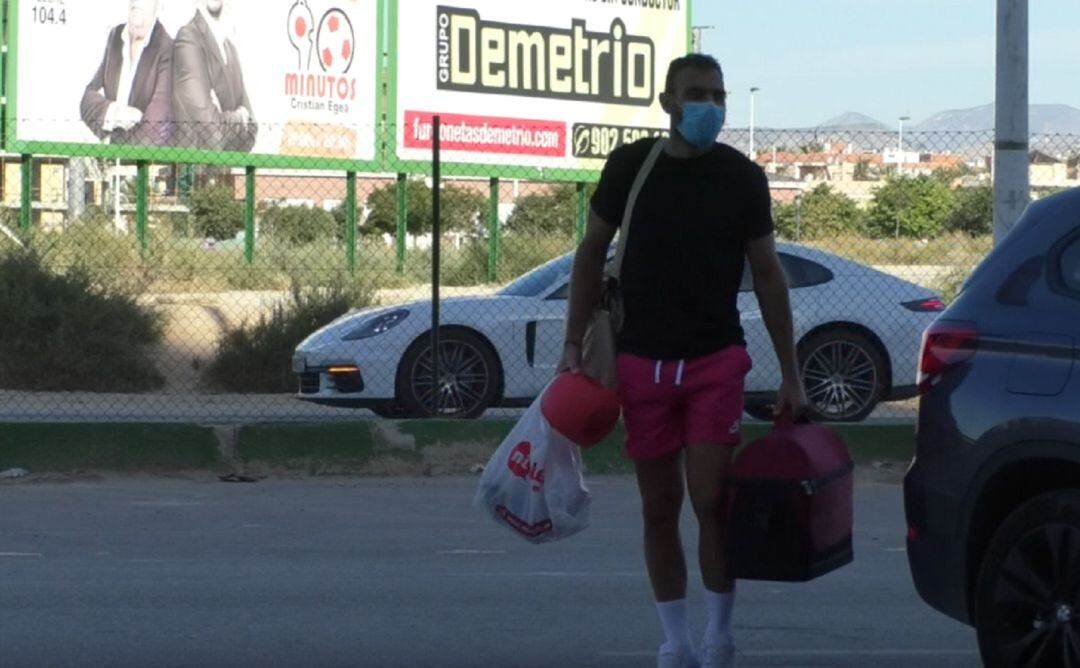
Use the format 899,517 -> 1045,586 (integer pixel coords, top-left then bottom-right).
664,54 -> 724,94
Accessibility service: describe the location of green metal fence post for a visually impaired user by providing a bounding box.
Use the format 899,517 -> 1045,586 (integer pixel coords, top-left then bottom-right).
244,166 -> 255,266
488,177 -> 500,282
136,161 -> 149,258
575,182 -> 587,244
346,171 -> 357,273
19,154 -> 31,234
395,173 -> 407,275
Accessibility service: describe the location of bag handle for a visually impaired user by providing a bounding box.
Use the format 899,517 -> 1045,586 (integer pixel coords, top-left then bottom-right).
611,138 -> 666,280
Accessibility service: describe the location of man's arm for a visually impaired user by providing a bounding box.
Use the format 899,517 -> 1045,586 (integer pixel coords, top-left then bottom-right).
227,80 -> 257,153
80,36 -> 114,139
557,209 -> 618,372
746,233 -> 807,415
131,36 -> 174,146
172,29 -> 229,148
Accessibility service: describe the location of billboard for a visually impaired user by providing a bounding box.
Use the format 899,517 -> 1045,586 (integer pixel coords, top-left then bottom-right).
6,0 -> 382,169
390,0 -> 691,178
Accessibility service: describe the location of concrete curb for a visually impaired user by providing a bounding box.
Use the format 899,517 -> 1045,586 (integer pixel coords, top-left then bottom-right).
0,421 -> 915,477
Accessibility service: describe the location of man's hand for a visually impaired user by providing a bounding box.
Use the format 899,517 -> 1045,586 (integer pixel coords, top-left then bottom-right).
556,341 -> 583,375
109,105 -> 143,131
773,374 -> 809,419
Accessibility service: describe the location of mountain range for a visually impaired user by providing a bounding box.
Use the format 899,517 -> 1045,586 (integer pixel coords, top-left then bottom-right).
816,104 -> 1080,134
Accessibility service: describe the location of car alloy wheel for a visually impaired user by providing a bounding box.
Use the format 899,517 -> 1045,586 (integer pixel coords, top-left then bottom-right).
976,491 -> 1080,668
799,330 -> 885,422
400,330 -> 500,419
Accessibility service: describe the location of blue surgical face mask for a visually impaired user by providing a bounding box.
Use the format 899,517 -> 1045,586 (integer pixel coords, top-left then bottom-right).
677,102 -> 726,150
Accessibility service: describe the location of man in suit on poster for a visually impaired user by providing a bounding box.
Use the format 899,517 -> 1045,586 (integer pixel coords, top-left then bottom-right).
171,0 -> 258,152
81,0 -> 174,146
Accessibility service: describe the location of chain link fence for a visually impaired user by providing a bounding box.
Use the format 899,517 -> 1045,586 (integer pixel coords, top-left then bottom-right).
2,124 -> 1078,424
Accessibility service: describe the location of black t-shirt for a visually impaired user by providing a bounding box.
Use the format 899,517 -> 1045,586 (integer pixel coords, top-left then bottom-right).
590,137 -> 774,361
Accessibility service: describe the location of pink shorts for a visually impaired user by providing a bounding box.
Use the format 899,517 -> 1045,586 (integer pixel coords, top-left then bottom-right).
616,345 -> 753,461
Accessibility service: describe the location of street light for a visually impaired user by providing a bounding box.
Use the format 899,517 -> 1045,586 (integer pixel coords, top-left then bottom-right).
691,25 -> 715,54
749,87 -> 760,160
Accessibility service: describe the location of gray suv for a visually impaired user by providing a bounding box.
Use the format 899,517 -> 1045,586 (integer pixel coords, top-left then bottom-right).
904,188 -> 1080,667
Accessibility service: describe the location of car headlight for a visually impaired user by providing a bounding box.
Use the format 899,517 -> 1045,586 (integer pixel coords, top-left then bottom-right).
342,310 -> 410,341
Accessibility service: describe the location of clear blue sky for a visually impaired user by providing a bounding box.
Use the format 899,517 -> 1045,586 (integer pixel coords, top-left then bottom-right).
696,0 -> 1080,128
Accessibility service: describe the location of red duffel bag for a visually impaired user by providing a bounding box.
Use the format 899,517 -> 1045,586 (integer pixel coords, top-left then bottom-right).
724,412 -> 854,582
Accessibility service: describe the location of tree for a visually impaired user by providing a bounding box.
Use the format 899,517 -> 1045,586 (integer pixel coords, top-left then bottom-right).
771,185 -> 863,240
946,185 -> 993,237
364,180 -> 486,237
772,201 -> 797,240
188,184 -> 244,240
505,183 -> 579,234
261,205 -> 337,245
867,175 -> 956,239
795,184 -> 864,239
853,160 -> 876,182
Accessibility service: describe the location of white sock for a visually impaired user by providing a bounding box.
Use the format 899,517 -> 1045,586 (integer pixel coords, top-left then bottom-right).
705,588 -> 736,647
656,599 -> 694,653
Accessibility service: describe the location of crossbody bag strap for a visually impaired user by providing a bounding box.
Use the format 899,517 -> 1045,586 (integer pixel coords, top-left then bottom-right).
611,138 -> 666,280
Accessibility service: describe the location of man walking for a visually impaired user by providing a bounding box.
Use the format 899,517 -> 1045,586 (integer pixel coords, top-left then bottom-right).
559,54 -> 807,668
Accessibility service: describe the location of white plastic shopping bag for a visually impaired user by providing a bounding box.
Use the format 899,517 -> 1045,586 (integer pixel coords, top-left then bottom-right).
474,391 -> 590,544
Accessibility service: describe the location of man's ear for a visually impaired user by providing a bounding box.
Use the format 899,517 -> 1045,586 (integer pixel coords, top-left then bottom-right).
659,91 -> 677,115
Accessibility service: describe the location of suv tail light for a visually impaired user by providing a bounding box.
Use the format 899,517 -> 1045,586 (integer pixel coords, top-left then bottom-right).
902,297 -> 946,312
917,320 -> 978,394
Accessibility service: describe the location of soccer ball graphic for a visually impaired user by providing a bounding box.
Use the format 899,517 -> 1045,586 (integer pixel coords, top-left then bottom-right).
316,9 -> 355,74
287,0 -> 315,70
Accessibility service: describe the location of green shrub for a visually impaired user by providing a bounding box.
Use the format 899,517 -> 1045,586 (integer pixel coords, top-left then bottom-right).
867,175 -> 956,239
203,280 -> 376,393
947,185 -> 994,237
364,179 -> 487,236
0,251 -> 164,392
774,185 -> 864,240
188,185 -> 244,241
504,183 -> 590,234
261,205 -> 336,245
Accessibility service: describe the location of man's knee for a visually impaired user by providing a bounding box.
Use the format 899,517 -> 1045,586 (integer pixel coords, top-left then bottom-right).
641,489 -> 683,529
688,482 -> 727,521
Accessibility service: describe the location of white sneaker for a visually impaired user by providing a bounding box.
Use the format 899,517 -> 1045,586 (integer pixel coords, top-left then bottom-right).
657,644 -> 700,668
700,640 -> 737,668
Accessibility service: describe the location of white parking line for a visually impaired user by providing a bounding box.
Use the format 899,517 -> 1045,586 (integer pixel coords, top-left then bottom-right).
0,552 -> 43,557
437,549 -> 507,555
130,501 -> 207,507
600,649 -> 978,658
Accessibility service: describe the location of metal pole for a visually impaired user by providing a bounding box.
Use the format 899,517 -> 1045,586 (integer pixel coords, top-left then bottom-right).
19,154 -> 31,234
346,171 -> 357,274
488,177 -> 499,282
897,116 -> 910,176
244,166 -> 255,266
66,158 -> 87,223
430,116 -> 442,417
749,87 -> 759,159
136,161 -> 149,258
395,173 -> 407,275
994,0 -> 1030,244
114,158 -> 124,233
795,195 -> 802,241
